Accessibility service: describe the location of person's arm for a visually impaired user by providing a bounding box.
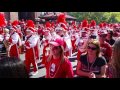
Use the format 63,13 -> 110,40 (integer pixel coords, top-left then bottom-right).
9,33 -> 19,44
95,65 -> 107,78
29,36 -> 38,48
76,61 -> 92,78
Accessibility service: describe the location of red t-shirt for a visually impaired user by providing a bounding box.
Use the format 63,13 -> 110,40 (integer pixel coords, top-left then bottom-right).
45,57 -> 74,78
100,42 -> 112,62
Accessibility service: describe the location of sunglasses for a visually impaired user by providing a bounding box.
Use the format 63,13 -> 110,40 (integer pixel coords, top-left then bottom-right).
87,46 -> 97,50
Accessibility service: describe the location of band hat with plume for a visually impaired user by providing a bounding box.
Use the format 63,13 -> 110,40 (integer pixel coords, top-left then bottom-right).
26,20 -> 35,33
0,13 -> 6,27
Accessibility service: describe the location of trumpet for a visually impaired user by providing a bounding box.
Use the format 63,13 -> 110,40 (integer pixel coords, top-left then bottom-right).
3,40 -> 10,56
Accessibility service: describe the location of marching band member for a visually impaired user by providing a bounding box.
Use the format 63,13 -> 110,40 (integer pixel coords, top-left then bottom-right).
70,21 -> 77,53
41,22 -> 53,65
76,19 -> 90,59
71,35 -> 76,53
12,20 -> 24,54
56,13 -> 72,57
42,30 -> 52,65
0,13 -> 6,35
23,20 -> 39,75
81,19 -> 88,30
12,20 -> 23,39
76,30 -> 89,61
90,20 -> 96,29
63,29 -> 72,57
0,13 -> 8,56
8,26 -> 22,58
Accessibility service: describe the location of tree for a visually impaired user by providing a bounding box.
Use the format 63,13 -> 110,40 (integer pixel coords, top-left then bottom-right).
68,12 -> 120,24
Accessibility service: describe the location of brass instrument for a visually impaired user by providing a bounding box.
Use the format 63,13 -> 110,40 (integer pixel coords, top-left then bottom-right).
19,44 -> 26,54
3,40 -> 10,49
3,40 -> 10,56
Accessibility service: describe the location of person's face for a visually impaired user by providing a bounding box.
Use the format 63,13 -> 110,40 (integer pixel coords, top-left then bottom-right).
90,30 -> 94,33
87,43 -> 98,56
56,30 -> 63,36
10,29 -> 15,34
99,34 -> 106,43
26,31 -> 31,36
50,44 -> 61,56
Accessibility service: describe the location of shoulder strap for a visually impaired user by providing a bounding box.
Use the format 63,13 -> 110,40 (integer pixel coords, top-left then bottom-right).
10,32 -> 15,38
26,35 -> 32,41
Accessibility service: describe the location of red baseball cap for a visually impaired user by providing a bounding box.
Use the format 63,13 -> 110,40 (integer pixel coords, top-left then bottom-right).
49,37 -> 64,46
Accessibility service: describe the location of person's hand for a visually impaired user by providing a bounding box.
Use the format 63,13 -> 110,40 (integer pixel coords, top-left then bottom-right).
25,41 -> 30,47
88,72 -> 96,78
22,41 -> 25,45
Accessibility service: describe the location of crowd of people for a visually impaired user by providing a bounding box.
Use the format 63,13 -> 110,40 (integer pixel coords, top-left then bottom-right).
0,12 -> 120,78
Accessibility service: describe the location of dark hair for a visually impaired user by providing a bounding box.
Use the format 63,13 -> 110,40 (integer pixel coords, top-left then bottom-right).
0,57 -> 29,78
108,30 -> 113,38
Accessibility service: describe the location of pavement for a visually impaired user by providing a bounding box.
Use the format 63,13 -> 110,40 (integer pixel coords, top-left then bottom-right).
19,45 -> 78,78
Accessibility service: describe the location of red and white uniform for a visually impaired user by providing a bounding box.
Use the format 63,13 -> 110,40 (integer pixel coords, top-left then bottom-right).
42,30 -> 52,64
42,38 -> 50,64
63,33 -> 72,57
71,35 -> 76,53
8,31 -> 21,58
24,34 -> 39,73
75,35 -> 88,61
34,35 -> 40,60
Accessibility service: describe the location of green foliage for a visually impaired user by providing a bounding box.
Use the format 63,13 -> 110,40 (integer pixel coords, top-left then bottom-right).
68,12 -> 120,24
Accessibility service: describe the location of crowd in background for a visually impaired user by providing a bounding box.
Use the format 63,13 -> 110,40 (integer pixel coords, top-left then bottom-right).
0,12 -> 120,78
